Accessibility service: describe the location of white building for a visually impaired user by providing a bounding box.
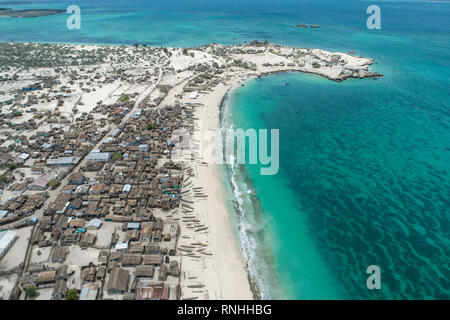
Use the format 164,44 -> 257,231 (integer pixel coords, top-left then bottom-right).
122,184 -> 131,193
87,218 -> 102,230
0,230 -> 17,261
139,144 -> 149,152
88,152 -> 111,162
0,210 -> 8,219
115,241 -> 129,251
189,91 -> 198,99
110,128 -> 121,138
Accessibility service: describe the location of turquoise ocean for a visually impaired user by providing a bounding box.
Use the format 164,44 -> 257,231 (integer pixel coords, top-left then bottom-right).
1,0 -> 449,299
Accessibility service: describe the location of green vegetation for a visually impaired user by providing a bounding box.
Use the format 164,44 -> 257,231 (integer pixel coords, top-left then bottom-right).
0,42 -> 107,68
48,179 -> 58,189
312,61 -> 321,68
133,43 -> 139,48
147,123 -> 155,130
66,289 -> 79,300
0,174 -> 6,183
112,152 -> 122,161
7,163 -> 16,171
119,94 -> 129,102
25,285 -> 37,299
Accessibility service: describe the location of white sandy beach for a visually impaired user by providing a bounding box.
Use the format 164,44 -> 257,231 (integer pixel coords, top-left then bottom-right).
194,82 -> 253,299
160,77 -> 253,299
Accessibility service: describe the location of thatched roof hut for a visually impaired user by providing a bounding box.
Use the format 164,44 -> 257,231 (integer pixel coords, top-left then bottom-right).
36,270 -> 56,284
135,266 -> 154,278
106,267 -> 129,294
122,254 -> 142,266
144,243 -> 160,255
143,254 -> 162,266
158,264 -> 168,281
52,279 -> 68,299
80,233 -> 96,247
169,260 -> 180,276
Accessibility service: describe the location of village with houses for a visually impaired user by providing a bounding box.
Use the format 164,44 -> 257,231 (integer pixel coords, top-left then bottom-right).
0,40 -> 380,300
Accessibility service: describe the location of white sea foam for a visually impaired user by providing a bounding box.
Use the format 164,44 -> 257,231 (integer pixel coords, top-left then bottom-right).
221,91 -> 271,299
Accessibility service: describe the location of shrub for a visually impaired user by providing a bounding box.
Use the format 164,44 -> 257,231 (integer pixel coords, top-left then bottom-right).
48,179 -> 58,189
119,94 -> 129,102
25,285 -> 37,299
66,289 -> 79,300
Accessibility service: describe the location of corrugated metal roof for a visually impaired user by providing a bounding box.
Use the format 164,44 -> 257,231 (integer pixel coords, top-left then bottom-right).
0,230 -> 17,258
88,152 -> 111,162
127,222 -> 140,229
46,157 -> 76,166
87,218 -> 102,228
115,242 -> 129,250
80,283 -> 99,300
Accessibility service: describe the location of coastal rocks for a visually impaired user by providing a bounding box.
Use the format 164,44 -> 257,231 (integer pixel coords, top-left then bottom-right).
360,58 -> 375,66
249,40 -> 269,47
330,54 -> 342,63
336,67 -> 383,82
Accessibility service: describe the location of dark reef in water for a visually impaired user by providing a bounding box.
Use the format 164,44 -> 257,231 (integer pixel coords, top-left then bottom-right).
0,8 -> 64,18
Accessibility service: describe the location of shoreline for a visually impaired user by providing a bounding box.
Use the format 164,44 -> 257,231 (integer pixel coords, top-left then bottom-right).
216,84 -> 268,300
190,81 -> 254,300
207,74 -> 283,300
